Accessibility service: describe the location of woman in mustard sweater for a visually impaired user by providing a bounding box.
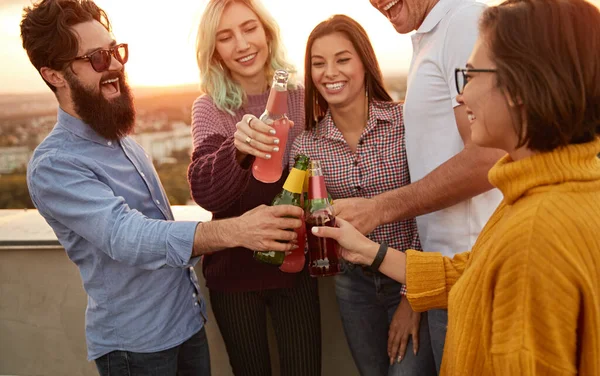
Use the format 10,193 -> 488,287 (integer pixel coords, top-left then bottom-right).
311,0 -> 600,374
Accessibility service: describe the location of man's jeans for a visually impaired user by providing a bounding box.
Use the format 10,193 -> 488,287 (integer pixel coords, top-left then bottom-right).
335,263 -> 436,376
95,327 -> 211,376
427,309 -> 448,374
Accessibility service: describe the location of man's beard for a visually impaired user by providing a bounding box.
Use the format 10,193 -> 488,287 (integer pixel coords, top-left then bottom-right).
65,69 -> 136,140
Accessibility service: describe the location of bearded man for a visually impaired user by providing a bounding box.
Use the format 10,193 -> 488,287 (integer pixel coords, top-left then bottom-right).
21,1 -> 303,375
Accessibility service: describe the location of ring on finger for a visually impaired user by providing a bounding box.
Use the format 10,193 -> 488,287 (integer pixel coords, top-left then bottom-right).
246,116 -> 254,129
244,136 -> 252,145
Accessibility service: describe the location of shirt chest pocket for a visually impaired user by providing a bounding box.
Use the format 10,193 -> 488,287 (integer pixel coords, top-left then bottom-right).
360,128 -> 410,193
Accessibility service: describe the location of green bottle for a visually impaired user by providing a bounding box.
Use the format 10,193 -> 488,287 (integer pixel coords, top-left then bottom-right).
254,154 -> 310,265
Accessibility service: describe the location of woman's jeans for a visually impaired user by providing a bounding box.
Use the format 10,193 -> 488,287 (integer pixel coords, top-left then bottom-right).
335,263 -> 436,376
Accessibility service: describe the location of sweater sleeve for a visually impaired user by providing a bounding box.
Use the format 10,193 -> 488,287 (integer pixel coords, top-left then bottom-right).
187,95 -> 252,213
405,249 -> 471,311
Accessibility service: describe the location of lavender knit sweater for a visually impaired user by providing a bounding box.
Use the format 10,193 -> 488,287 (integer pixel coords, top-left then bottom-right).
187,87 -> 305,292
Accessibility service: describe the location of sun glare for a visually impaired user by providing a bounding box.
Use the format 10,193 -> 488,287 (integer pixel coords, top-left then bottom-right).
93,0 -> 412,89
3,0 -> 417,93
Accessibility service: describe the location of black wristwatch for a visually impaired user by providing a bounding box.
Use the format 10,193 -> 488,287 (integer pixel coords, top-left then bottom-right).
370,241 -> 388,271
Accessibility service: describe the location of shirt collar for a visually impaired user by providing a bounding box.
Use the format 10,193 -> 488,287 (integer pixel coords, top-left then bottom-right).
416,0 -> 465,34
57,107 -> 118,148
315,101 -> 396,141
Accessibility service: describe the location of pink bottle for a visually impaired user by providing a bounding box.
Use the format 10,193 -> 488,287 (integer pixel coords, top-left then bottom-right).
252,70 -> 290,183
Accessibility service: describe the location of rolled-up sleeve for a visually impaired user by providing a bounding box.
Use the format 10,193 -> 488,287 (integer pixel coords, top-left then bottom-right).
29,153 -> 198,270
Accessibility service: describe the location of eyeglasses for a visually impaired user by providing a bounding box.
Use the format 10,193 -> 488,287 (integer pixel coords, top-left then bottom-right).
72,43 -> 128,73
455,68 -> 497,95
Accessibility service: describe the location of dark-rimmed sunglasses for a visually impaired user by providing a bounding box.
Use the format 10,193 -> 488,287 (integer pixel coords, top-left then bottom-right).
72,43 -> 128,73
455,68 -> 497,95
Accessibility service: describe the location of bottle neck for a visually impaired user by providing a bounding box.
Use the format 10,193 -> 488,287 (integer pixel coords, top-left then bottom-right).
265,86 -> 288,117
308,175 -> 328,200
283,168 -> 305,194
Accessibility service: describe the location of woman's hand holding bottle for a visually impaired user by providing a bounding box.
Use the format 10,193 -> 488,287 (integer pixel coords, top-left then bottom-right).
234,114 -> 291,162
311,217 -> 379,266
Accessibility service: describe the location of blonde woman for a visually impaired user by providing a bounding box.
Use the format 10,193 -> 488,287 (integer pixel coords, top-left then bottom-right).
187,1 -> 321,375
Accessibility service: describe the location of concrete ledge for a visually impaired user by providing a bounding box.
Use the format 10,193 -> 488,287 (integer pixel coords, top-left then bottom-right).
0,208 -> 359,376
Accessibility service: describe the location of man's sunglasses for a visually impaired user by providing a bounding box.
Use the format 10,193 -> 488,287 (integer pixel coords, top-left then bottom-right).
72,43 -> 128,73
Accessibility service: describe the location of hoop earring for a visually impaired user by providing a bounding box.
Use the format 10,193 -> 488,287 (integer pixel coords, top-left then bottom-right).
313,91 -> 319,123
313,91 -> 323,123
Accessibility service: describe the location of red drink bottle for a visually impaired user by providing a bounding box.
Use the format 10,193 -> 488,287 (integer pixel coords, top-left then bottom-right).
305,160 -> 341,277
252,70 -> 290,183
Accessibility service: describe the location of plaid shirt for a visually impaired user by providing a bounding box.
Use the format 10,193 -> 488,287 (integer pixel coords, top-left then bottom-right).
291,101 -> 421,295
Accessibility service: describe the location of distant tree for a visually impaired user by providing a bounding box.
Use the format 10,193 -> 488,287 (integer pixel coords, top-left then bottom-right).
0,174 -> 34,209
170,149 -> 192,163
155,161 -> 192,205
0,162 -> 193,209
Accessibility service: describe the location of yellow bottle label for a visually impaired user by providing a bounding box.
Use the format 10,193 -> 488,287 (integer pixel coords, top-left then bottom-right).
283,168 -> 306,194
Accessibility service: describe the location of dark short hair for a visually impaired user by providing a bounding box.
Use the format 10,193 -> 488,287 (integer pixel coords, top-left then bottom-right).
304,14 -> 393,131
481,0 -> 600,152
20,0 -> 111,92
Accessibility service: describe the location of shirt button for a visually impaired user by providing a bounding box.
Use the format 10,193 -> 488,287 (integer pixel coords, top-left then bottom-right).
140,172 -> 145,178
356,186 -> 361,191
190,267 -> 194,271
359,139 -> 364,145
194,302 -> 198,306
193,293 -> 197,298
107,141 -> 112,146
354,160 -> 359,166
155,200 -> 161,205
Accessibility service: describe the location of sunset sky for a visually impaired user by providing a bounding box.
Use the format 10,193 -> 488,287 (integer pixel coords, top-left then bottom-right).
0,0 -> 562,95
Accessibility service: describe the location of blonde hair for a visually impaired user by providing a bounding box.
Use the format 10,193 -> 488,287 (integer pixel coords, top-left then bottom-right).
196,0 -> 297,114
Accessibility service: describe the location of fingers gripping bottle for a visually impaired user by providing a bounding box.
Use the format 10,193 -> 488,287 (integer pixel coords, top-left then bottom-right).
252,70 -> 290,183
254,155 -> 309,265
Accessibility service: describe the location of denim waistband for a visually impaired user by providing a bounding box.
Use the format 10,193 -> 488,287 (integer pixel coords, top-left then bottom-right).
342,259 -> 382,277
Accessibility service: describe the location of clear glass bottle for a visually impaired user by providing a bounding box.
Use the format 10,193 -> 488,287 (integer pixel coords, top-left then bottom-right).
305,160 -> 340,277
252,70 -> 290,183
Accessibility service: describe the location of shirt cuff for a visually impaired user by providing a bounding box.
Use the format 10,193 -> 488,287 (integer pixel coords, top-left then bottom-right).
166,221 -> 200,268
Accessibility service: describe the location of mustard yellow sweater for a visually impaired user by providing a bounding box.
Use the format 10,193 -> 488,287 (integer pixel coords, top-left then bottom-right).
406,139 -> 600,375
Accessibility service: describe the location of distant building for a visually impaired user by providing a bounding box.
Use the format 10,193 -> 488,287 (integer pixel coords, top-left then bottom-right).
132,122 -> 191,164
0,146 -> 31,174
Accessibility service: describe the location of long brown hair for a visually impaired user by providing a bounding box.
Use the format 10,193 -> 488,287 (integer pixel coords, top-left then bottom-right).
20,0 -> 111,92
481,0 -> 600,151
304,14 -> 392,131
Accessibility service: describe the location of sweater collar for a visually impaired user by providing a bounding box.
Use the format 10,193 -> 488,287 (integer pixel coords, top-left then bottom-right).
489,138 -> 600,204
246,88 -> 271,110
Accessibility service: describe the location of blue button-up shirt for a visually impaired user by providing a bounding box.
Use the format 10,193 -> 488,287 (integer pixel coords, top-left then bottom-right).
27,109 -> 207,360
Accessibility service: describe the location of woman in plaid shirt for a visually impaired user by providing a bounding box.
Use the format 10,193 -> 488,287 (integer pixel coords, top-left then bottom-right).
291,15 -> 436,376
